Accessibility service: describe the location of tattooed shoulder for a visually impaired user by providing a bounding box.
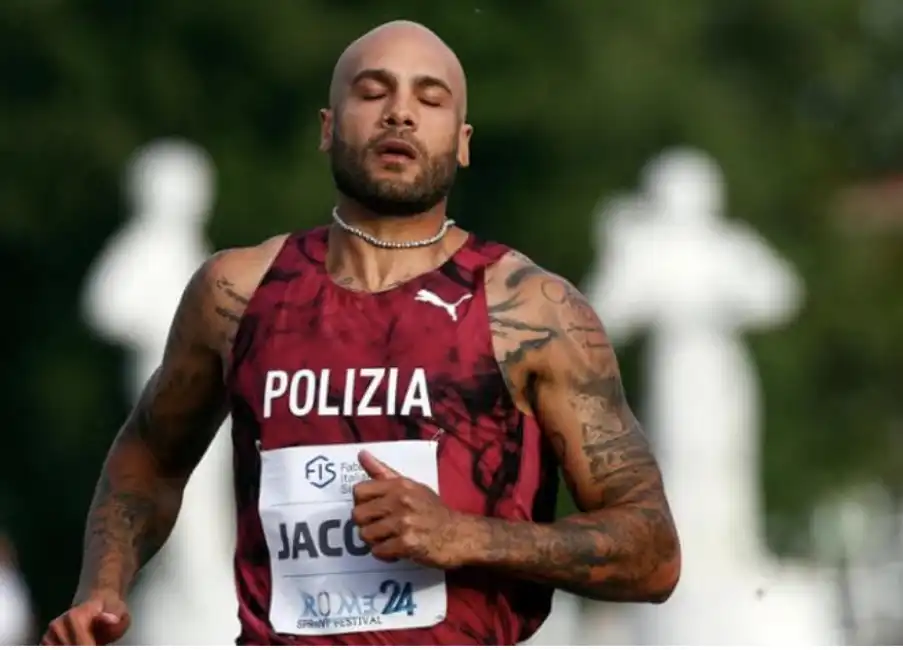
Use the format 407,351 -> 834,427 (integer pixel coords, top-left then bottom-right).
486,251 -> 624,410
485,251 -> 602,409
199,235 -> 287,359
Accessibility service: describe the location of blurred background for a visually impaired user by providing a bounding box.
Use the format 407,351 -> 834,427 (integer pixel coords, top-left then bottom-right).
3,0 -> 903,645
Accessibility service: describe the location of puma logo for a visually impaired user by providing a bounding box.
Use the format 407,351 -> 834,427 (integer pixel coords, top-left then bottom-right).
414,289 -> 473,322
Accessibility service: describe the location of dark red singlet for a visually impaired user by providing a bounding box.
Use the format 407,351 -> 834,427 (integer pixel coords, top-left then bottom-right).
227,227 -> 559,645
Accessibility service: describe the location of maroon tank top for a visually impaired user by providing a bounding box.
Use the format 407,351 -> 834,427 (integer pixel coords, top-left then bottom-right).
227,227 -> 558,645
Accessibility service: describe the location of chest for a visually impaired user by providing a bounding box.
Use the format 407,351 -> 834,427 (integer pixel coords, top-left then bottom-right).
232,278 -> 509,442
229,271 -> 543,520
266,279 -> 483,376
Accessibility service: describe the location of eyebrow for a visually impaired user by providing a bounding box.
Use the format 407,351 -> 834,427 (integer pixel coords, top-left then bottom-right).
350,68 -> 453,96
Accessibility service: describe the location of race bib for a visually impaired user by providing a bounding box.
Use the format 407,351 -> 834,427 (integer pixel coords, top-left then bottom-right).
259,440 -> 447,636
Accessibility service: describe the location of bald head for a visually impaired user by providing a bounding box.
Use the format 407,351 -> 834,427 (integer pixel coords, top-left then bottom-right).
319,21 -> 473,217
329,20 -> 467,117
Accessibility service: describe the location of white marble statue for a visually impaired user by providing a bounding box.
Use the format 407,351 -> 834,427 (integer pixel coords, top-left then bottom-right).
581,148 -> 839,645
82,139 -> 238,645
0,535 -> 33,645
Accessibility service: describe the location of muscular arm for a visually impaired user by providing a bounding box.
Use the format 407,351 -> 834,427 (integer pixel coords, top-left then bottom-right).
462,254 -> 680,602
73,252 -> 256,603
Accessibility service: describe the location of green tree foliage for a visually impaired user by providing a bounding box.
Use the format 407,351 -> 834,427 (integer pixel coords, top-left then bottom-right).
2,0 -> 901,626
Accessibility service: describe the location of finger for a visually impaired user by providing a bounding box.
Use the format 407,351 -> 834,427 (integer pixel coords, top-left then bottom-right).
66,613 -> 97,646
351,496 -> 394,527
359,516 -> 402,546
40,631 -> 62,646
72,600 -> 108,646
41,622 -> 67,646
370,537 -> 406,563
358,451 -> 401,480
352,478 -> 393,504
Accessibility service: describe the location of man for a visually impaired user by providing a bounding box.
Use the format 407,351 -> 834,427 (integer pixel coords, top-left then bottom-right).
43,20 -> 680,646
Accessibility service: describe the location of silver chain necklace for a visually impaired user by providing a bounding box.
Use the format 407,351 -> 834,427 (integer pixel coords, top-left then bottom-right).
331,207 -> 455,249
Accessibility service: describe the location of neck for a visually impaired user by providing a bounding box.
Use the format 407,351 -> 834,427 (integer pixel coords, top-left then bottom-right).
333,195 -> 450,244
327,195 -> 462,292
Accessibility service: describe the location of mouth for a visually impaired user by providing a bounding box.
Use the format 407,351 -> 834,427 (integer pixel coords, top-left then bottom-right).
374,138 -> 418,161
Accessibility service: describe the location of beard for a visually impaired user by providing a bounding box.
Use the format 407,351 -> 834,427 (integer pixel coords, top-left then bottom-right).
330,129 -> 458,217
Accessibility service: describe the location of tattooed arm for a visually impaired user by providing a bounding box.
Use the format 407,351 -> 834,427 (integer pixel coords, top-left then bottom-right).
42,241 -> 283,645
72,257 -> 242,608
467,252 -> 681,602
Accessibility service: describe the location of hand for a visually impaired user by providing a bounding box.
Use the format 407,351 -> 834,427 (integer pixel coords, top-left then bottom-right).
41,591 -> 130,646
352,450 -> 471,570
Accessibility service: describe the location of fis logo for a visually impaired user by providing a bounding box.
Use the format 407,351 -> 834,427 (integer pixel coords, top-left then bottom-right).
305,455 -> 336,489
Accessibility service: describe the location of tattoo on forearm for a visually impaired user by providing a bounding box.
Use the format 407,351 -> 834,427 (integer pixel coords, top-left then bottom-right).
77,382 -> 209,599
470,502 -> 678,601
91,476 -> 160,566
78,470 -> 173,599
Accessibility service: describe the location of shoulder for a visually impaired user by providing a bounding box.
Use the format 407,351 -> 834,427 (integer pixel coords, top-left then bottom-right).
485,250 -> 595,325
186,234 -> 290,352
485,250 -> 608,387
197,234 -> 288,302
205,234 -> 288,282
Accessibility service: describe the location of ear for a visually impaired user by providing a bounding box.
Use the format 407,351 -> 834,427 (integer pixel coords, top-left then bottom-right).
319,108 -> 333,153
457,123 -> 473,168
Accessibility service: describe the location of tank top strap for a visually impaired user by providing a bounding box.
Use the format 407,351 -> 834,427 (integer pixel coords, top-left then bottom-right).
284,225 -> 330,267
450,234 -> 511,274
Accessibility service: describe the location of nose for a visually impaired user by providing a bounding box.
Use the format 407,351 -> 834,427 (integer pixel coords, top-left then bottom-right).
382,102 -> 417,131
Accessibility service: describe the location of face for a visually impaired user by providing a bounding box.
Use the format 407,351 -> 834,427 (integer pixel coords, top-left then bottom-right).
320,37 -> 472,216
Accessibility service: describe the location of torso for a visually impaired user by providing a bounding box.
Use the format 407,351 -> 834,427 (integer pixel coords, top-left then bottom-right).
223,227 -> 558,645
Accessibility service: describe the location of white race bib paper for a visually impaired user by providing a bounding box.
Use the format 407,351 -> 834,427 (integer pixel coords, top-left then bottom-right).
259,440 -> 447,636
